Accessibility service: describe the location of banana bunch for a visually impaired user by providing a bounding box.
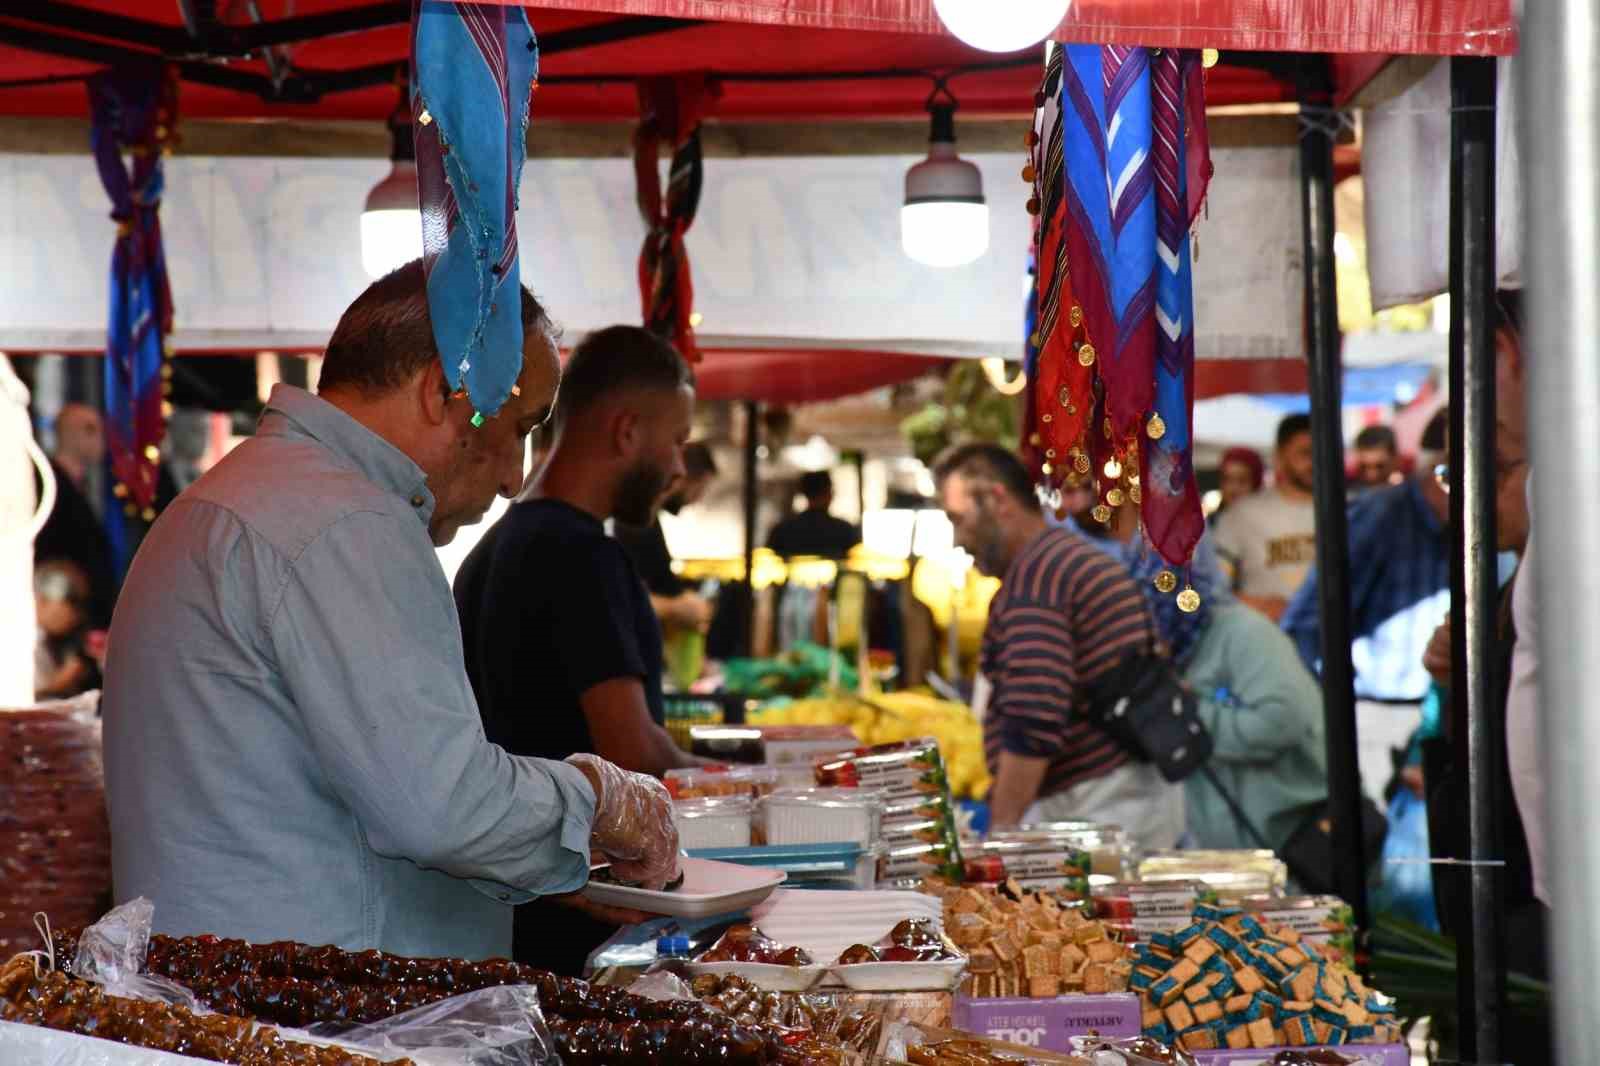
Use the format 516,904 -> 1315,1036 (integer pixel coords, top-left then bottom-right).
750,690 -> 991,801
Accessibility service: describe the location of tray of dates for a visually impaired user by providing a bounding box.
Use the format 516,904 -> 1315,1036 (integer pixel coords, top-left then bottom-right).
688,925 -> 827,992
583,857 -> 785,918
832,918 -> 967,992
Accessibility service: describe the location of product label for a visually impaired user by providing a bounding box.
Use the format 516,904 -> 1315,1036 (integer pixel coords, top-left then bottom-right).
951,994 -> 1142,1050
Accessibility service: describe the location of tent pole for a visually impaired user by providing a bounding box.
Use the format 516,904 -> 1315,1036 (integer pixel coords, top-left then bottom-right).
1447,54 -> 1503,1063
741,399 -> 760,656
1521,4 -> 1600,1064
1296,65 -> 1369,937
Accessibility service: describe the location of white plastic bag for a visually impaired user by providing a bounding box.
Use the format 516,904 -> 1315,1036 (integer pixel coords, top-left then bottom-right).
67,898 -> 558,1066
308,985 -> 559,1066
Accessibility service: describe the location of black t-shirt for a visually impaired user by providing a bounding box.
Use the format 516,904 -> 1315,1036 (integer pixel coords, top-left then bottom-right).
613,518 -> 684,598
766,508 -> 860,559
455,498 -> 666,762
454,498 -> 666,977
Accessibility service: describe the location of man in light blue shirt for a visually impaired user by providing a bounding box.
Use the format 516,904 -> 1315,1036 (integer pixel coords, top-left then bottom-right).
102,262 -> 677,960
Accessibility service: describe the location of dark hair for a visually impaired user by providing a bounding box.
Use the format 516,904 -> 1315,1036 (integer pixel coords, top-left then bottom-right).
684,441 -> 717,480
318,259 -> 552,397
1276,413 -> 1312,450
1353,424 -> 1397,454
1421,406 -> 1449,452
555,325 -> 694,427
931,442 -> 1037,506
798,470 -> 833,501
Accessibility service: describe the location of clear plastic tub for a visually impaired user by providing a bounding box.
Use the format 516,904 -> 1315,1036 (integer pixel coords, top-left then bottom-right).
758,788 -> 884,846
1136,848 -> 1289,898
665,764 -> 781,800
991,821 -> 1135,879
674,796 -> 754,850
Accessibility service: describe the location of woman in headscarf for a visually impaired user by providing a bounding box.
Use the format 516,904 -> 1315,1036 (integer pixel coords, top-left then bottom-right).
1212,446 -> 1266,524
1087,508 -> 1328,852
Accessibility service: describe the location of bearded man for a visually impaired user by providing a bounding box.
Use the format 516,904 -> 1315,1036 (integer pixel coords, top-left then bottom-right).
933,443 -> 1181,848
455,324 -> 708,975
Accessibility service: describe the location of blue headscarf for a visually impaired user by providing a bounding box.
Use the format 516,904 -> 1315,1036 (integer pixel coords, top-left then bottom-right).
1105,533 -> 1232,666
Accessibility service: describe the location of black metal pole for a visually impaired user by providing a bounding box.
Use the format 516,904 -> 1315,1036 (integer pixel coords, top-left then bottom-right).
1447,54 -> 1503,1064
1296,63 -> 1369,937
740,400 -> 760,656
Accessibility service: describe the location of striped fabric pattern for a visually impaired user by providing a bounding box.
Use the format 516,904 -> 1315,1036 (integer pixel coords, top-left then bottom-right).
982,528 -> 1155,797
411,0 -> 538,416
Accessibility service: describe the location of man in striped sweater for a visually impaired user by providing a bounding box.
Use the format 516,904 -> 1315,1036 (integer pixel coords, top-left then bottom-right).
934,443 -> 1184,849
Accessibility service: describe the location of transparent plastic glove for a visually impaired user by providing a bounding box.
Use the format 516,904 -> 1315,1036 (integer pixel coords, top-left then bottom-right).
565,753 -> 679,890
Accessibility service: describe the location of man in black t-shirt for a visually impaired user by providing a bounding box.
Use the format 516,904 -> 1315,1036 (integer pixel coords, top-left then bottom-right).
454,325 -> 705,975
766,469 -> 860,559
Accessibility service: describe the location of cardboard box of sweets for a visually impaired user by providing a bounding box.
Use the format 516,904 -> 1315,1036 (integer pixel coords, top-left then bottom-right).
952,994 -> 1142,1049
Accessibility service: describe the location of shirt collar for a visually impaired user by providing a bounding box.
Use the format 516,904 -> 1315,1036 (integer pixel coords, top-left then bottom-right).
259,385 -> 435,525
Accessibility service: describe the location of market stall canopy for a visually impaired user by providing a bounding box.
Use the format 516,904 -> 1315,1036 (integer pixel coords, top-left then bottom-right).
0,0 -> 1512,125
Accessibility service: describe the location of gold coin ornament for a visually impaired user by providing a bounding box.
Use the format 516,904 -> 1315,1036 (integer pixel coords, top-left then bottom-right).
1073,452 -> 1092,475
1058,385 -> 1071,408
1129,483 -> 1142,504
1042,413 -> 1053,424
1106,488 -> 1126,507
1091,504 -> 1112,525
1104,458 -> 1123,480
1077,343 -> 1096,367
1176,586 -> 1202,614
1028,432 -> 1042,446
1069,306 -> 1084,327
1041,462 -> 1053,475
1202,48 -> 1220,69
1147,413 -> 1167,440
1153,570 -> 1178,594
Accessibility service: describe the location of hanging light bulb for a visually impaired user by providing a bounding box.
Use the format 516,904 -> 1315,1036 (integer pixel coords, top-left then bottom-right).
933,0 -> 1070,53
902,98 -> 989,268
360,100 -> 421,278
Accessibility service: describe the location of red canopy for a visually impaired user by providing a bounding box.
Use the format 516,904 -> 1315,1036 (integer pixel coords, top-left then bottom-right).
0,1 -> 1511,124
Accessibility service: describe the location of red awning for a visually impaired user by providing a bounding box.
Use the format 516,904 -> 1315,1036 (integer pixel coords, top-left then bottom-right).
0,1 -> 1512,124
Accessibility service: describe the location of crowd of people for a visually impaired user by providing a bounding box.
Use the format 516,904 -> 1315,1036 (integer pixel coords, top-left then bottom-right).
20,264 -> 1544,1030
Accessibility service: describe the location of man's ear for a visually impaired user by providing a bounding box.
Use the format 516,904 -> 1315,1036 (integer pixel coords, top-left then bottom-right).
611,405 -> 640,459
419,359 -> 451,427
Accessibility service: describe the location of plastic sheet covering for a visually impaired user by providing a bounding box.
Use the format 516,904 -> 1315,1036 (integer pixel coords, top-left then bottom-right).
0,1019 -> 221,1066
471,0 -> 1517,56
1363,55 -> 1521,310
0,692 -> 110,961
46,899 -> 560,1066
306,986 -> 560,1066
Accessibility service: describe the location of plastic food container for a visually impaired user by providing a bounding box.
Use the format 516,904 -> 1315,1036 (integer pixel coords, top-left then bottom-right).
992,821 -> 1135,879
758,788 -> 884,846
674,796 -> 754,850
1136,849 -> 1289,899
666,765 -> 781,801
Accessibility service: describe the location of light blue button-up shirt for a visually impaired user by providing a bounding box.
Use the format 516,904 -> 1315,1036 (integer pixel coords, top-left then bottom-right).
103,385 -> 596,960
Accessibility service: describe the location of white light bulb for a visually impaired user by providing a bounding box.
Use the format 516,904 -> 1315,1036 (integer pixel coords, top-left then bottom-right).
933,0 -> 1070,53
360,159 -> 421,278
901,202 -> 990,268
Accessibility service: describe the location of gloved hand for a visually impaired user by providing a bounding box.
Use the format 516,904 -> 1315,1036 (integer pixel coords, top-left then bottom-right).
565,753 -> 680,890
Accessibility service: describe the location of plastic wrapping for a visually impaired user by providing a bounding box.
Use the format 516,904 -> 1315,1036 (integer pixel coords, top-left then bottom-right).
1071,1034 -> 1198,1065
566,752 -> 679,889
308,986 -> 558,1066
71,898 -> 210,1014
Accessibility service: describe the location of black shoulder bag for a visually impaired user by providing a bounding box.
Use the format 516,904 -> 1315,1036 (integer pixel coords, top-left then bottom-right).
1083,651 -> 1213,783
1200,765 -> 1388,896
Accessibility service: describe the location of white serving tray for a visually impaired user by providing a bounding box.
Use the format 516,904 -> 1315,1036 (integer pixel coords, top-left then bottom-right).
832,957 -> 967,992
581,857 -> 785,918
683,961 -> 829,992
